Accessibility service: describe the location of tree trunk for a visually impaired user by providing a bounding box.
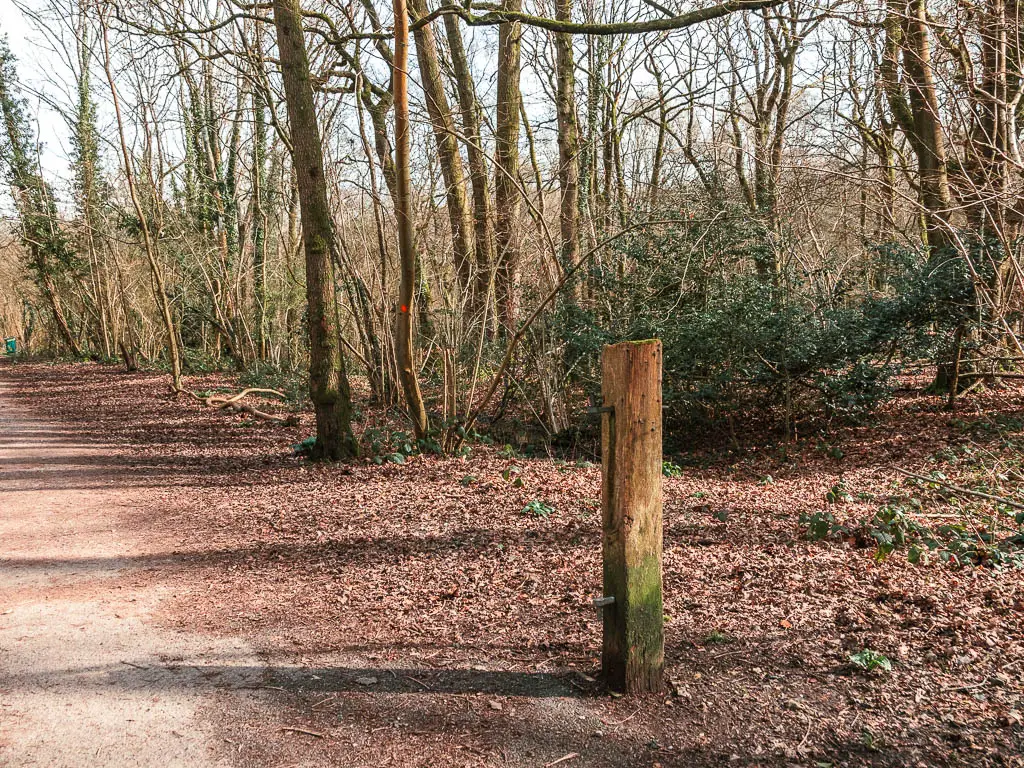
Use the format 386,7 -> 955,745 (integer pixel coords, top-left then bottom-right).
271,0 -> 359,459
252,88 -> 270,359
392,0 -> 430,438
442,14 -> 495,319
408,0 -> 475,292
904,0 -> 952,249
883,0 -> 952,249
98,19 -> 182,389
554,0 -> 580,270
494,0 -> 523,331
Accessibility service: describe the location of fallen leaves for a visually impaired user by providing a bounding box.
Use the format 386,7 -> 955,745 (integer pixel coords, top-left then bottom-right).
5,362 -> 1024,767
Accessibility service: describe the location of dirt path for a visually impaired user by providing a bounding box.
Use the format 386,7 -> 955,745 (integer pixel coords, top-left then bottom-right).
0,379 -> 265,766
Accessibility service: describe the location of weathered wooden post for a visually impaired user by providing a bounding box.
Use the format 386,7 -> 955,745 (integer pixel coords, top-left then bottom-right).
600,339 -> 664,693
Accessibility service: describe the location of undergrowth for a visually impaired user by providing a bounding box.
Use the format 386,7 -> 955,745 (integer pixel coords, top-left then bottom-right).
801,501 -> 1024,568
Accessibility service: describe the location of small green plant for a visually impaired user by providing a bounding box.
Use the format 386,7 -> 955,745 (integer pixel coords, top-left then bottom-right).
860,728 -> 885,752
498,444 -> 519,459
800,510 -> 843,541
522,500 -> 555,518
292,436 -> 317,457
501,465 -> 526,487
704,630 -> 733,645
801,502 -> 1024,568
870,505 -> 928,559
364,427 -> 446,464
825,479 -> 853,505
817,441 -> 845,461
849,649 -> 892,674
758,475 -> 775,487
662,460 -> 683,478
459,474 -> 477,487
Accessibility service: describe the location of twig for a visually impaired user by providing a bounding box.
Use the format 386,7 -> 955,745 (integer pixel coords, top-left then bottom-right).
711,649 -> 745,660
958,372 -> 1024,380
280,727 -> 326,738
940,679 -> 989,693
544,754 -> 580,767
895,468 -> 1024,511
233,684 -> 288,691
404,675 -> 432,691
797,712 -> 812,750
217,387 -> 288,404
601,707 -> 641,726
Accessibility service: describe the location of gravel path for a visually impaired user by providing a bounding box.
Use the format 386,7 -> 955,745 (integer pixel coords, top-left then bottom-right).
0,379 -> 264,767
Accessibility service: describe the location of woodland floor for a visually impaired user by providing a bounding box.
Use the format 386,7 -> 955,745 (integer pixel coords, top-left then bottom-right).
0,360 -> 1022,767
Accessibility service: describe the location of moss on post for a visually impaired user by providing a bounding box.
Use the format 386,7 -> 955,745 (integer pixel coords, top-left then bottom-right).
601,339 -> 664,694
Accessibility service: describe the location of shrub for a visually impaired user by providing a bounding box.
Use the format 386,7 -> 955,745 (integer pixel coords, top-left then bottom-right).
553,212 -> 983,443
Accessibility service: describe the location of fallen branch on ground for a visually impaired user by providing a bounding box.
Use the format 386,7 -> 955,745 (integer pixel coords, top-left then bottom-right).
895,468 -> 1024,511
184,387 -> 296,425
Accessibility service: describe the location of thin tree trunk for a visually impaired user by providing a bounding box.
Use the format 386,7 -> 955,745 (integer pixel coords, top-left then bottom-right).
494,0 -> 523,331
647,54 -> 667,211
554,0 -> 580,269
392,0 -> 430,437
252,88 -> 270,360
99,16 -> 182,390
443,13 -> 495,317
409,0 -> 475,292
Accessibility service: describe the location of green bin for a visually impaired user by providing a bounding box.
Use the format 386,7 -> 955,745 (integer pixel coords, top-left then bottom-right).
4,338 -> 16,355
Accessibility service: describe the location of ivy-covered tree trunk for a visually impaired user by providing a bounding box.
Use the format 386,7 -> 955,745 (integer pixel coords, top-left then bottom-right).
252,87 -> 270,360
0,41 -> 83,357
272,0 -> 360,459
71,11 -> 113,359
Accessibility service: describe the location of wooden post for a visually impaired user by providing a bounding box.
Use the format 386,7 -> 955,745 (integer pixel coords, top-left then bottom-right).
601,339 -> 664,693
